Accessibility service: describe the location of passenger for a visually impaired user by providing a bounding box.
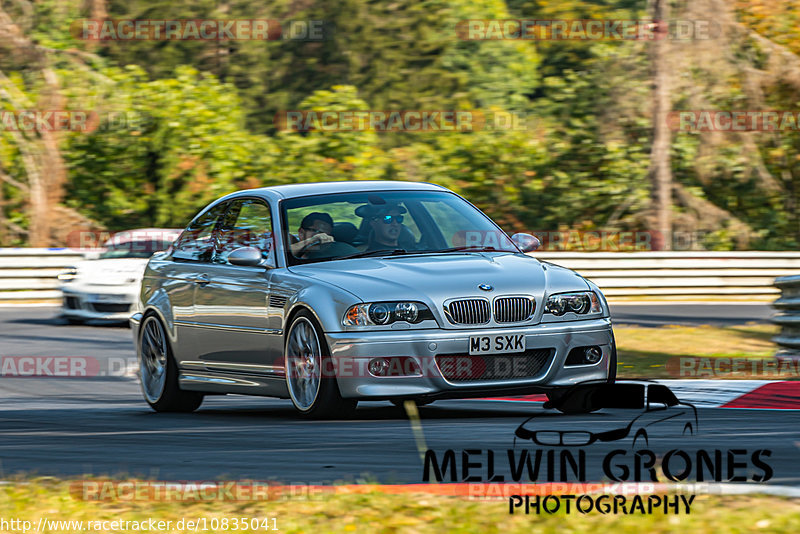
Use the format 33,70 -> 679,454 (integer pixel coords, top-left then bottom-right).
355,203 -> 408,252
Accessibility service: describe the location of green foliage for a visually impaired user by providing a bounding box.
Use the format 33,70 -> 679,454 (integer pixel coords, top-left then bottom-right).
65,66 -> 279,227
1,0 -> 799,249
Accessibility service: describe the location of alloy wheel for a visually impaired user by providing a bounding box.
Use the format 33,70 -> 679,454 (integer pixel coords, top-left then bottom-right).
140,316 -> 168,403
285,317 -> 323,411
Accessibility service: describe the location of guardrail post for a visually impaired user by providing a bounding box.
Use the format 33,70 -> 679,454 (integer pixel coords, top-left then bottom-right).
772,275 -> 800,358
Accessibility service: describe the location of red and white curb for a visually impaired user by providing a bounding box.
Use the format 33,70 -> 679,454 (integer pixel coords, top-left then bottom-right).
658,380 -> 800,409
483,380 -> 800,409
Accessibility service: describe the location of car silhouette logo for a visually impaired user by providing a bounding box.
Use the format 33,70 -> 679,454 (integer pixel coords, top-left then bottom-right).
514,381 -> 698,448
478,284 -> 493,291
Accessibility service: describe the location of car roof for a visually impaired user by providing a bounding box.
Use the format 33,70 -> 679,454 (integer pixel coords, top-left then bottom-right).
223,180 -> 449,201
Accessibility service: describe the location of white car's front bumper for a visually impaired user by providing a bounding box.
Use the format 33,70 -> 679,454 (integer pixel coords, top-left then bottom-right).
61,286 -> 140,321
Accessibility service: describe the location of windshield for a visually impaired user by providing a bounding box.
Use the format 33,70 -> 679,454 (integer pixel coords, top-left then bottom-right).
282,190 -> 518,265
99,239 -> 175,259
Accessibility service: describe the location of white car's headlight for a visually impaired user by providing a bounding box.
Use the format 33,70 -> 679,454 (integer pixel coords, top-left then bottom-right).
544,291 -> 602,317
57,267 -> 78,282
343,301 -> 434,326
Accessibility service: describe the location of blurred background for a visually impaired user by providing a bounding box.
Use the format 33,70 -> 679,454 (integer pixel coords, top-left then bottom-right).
0,0 -> 799,250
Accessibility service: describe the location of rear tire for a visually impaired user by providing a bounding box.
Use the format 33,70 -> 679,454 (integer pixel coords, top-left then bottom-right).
285,310 -> 357,419
139,314 -> 203,413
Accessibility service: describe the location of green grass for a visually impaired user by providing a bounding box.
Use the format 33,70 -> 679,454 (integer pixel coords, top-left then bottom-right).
614,324 -> 782,379
1,480 -> 799,533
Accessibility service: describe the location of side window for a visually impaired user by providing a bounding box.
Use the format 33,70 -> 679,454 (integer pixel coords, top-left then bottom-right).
214,199 -> 274,265
172,202 -> 228,262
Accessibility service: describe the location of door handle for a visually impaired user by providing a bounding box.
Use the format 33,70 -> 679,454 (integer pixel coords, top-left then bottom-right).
191,273 -> 210,286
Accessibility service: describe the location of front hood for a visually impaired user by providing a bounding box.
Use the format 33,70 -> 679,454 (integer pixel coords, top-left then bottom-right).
74,258 -> 149,286
289,252 -> 590,323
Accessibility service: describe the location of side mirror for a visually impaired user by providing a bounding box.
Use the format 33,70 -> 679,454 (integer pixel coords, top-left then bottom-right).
228,246 -> 267,267
511,233 -> 540,253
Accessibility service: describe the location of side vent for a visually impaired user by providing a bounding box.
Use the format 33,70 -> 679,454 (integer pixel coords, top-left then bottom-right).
269,295 -> 288,309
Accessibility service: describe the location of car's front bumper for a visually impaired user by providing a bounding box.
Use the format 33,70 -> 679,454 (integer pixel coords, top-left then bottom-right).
325,318 -> 614,399
61,286 -> 140,321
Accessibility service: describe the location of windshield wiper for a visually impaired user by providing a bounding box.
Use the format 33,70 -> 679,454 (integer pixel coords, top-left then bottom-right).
336,248 -> 409,260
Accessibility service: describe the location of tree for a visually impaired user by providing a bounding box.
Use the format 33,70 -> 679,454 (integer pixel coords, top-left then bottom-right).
649,0 -> 672,250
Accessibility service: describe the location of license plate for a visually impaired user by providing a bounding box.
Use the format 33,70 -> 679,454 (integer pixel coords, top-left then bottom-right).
92,294 -> 128,304
469,333 -> 525,355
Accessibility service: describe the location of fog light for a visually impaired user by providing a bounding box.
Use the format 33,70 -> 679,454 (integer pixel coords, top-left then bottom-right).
368,358 -> 390,376
584,346 -> 602,364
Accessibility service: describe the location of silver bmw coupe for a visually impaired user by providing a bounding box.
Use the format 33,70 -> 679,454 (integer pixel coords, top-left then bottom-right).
131,181 -> 616,417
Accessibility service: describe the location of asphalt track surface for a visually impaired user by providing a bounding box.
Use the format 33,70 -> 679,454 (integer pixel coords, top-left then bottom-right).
1,305 -> 797,486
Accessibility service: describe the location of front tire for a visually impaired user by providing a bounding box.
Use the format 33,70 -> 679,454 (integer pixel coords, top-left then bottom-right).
139,314 -> 203,413
284,310 -> 357,419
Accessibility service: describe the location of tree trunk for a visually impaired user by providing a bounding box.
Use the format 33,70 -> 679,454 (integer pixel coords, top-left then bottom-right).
0,6 -> 66,247
650,0 -> 672,250
0,179 -> 5,246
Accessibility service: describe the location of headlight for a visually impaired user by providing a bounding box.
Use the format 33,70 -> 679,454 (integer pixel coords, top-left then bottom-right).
544,291 -> 602,317
57,267 -> 78,282
343,301 -> 434,326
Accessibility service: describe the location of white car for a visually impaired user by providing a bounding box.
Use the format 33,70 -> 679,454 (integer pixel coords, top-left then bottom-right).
59,228 -> 180,323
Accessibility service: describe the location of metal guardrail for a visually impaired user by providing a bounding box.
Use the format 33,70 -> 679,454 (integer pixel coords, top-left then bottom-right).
0,249 -> 88,303
1,249 -> 800,304
535,251 -> 800,301
772,276 -> 800,357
